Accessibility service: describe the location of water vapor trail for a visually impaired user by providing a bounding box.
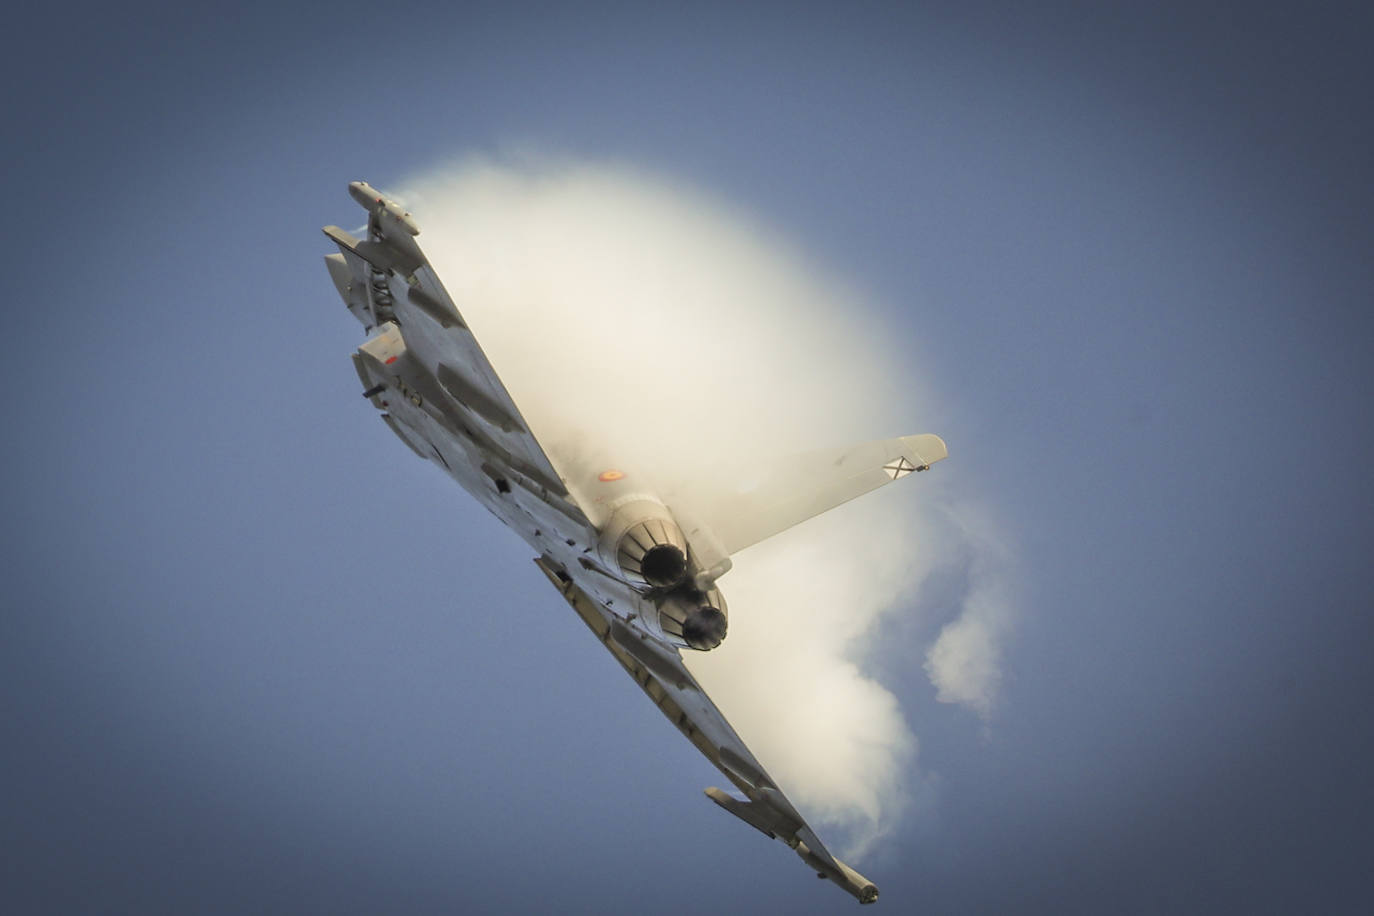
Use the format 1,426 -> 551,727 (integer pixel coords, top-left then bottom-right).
394,156 -> 1012,854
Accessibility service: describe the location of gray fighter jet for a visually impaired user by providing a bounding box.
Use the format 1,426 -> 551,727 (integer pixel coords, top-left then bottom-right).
323,181 -> 948,904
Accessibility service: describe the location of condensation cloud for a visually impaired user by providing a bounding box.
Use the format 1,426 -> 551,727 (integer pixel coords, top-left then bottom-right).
393,155 -> 1013,854
924,503 -> 1018,719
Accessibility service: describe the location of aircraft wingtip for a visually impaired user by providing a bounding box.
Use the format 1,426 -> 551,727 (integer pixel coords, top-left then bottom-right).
902,432 -> 948,466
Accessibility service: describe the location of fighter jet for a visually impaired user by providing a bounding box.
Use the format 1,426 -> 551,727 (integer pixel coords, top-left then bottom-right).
322,181 -> 947,904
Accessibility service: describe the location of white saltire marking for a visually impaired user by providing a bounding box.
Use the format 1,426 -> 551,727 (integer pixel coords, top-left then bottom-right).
883,457 -> 917,479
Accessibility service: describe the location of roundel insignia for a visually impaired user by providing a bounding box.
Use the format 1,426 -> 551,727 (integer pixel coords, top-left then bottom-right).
598,469 -> 626,482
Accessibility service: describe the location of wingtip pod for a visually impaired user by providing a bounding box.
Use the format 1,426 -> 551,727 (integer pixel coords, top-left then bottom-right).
796,843 -> 880,905
347,180 -> 421,235
705,786 -> 879,904
347,180 -> 386,213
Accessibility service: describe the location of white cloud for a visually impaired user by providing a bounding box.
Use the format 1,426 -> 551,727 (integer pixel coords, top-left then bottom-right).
924,504 -> 1018,718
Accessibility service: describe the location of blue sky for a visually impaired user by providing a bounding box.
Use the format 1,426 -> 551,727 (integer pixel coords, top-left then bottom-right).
4,2 -> 1372,913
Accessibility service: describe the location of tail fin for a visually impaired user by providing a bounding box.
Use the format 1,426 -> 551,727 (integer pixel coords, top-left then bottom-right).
696,434 -> 947,555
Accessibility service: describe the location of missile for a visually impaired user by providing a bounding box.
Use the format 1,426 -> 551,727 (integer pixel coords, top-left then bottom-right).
704,787 -> 797,839
705,785 -> 880,904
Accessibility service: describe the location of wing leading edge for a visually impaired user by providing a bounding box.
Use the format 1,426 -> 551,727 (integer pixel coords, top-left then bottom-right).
324,182 -> 576,508
534,558 -> 881,905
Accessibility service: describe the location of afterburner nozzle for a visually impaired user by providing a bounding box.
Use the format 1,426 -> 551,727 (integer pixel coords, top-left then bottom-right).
639,543 -> 688,589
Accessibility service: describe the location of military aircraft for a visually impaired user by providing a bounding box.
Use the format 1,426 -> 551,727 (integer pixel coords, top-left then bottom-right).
322,181 -> 948,904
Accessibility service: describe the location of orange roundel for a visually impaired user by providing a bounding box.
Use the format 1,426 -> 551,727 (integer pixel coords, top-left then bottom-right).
598,469 -> 626,482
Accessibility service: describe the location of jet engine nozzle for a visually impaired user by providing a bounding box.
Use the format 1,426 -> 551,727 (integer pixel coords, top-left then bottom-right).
682,605 -> 728,651
598,500 -> 691,589
639,543 -> 688,589
658,588 -> 729,651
